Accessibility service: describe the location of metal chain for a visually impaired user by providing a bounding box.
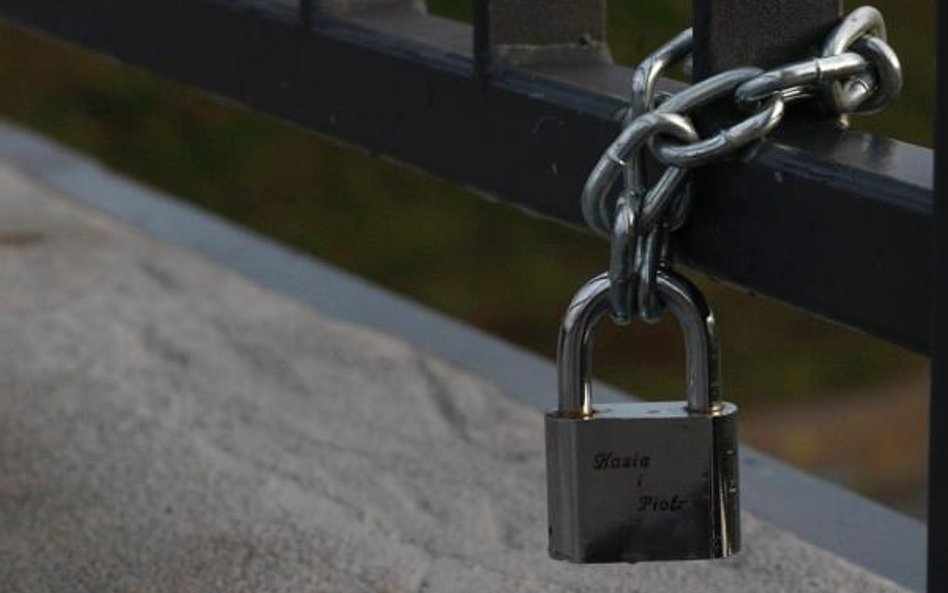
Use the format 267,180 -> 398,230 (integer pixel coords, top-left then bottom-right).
583,5 -> 902,324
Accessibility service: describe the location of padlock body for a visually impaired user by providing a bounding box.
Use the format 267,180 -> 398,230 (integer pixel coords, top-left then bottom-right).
545,401 -> 739,563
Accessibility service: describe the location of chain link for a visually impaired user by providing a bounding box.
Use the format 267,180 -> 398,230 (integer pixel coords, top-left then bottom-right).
820,6 -> 901,115
583,111 -> 697,237
733,53 -> 867,110
608,192 -> 640,325
584,5 -> 902,325
651,67 -> 786,168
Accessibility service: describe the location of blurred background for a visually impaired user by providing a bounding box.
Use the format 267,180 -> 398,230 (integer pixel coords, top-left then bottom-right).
0,0 -> 932,516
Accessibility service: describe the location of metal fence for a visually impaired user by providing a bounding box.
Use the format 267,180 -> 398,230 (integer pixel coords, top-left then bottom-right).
0,0 -> 941,589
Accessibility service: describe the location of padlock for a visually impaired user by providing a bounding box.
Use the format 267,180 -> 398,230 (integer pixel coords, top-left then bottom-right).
546,269 -> 739,563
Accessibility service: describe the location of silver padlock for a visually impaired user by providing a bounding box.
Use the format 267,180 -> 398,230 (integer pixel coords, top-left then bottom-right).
546,269 -> 739,563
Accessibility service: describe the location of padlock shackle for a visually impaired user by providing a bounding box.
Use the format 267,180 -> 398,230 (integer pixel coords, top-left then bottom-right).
662,271 -> 722,413
556,270 -> 721,416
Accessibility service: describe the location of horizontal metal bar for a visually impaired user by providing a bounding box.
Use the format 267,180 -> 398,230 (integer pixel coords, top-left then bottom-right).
0,0 -> 933,352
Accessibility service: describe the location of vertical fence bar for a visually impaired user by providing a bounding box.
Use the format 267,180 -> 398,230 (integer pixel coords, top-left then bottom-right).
930,1 -> 948,590
688,0 -> 841,221
299,0 -> 314,29
473,0 -> 490,80
475,0 -> 608,69
692,0 -> 840,79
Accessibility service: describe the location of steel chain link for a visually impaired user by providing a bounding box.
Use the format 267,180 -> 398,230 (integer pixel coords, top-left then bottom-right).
583,4 -> 902,324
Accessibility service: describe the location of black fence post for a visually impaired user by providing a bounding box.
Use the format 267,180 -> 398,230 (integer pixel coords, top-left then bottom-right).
692,0 -> 841,80
474,0 -> 609,71
299,0 -> 314,29
473,0 -> 490,81
930,1 -> 947,590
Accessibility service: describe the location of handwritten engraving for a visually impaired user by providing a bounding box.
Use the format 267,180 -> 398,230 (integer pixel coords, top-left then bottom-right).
592,451 -> 651,470
638,495 -> 687,512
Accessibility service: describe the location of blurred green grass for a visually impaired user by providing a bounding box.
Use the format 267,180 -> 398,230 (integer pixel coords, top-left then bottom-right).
0,0 -> 929,408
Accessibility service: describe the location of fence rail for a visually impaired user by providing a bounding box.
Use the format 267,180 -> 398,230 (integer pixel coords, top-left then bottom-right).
0,0 -> 932,352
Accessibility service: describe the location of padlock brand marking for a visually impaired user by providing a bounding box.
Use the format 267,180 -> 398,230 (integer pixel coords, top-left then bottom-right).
592,451 -> 651,470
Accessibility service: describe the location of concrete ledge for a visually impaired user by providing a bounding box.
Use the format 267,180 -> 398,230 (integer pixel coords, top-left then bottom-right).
0,122 -> 924,591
